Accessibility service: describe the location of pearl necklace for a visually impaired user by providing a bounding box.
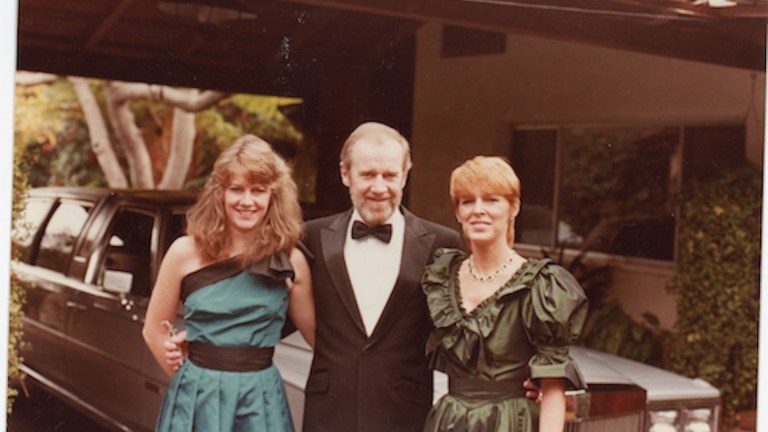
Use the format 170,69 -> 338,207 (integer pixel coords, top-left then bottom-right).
467,254 -> 516,283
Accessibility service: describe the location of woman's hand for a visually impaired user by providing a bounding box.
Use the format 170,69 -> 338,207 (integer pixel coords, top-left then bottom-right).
164,330 -> 188,371
523,378 -> 541,404
142,236 -> 197,378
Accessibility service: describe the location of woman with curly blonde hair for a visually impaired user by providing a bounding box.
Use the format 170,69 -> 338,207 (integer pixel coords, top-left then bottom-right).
186,134 -> 304,265
144,134 -> 314,432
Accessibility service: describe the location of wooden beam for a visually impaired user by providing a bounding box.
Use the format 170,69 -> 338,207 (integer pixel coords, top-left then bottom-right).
274,0 -> 765,69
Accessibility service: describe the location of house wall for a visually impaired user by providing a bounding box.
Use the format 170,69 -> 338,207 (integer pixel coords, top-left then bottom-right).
408,22 -> 766,330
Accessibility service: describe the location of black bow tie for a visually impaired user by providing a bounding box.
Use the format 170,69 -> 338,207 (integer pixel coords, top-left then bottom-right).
351,220 -> 392,243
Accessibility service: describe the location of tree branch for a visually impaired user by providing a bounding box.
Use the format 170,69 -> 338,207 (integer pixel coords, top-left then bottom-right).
104,81 -> 155,188
109,81 -> 229,110
68,77 -> 129,188
16,71 -> 59,86
158,108 -> 195,190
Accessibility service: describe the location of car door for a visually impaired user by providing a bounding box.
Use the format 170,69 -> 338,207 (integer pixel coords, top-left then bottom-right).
18,197 -> 95,391
65,204 -> 164,431
136,205 -> 190,427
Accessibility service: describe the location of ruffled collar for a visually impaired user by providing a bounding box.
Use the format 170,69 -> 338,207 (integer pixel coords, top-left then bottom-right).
423,248 -> 549,330
248,251 -> 295,282
422,248 -> 551,370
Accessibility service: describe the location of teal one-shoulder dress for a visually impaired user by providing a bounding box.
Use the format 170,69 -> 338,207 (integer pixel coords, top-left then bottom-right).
156,253 -> 295,432
421,248 -> 588,432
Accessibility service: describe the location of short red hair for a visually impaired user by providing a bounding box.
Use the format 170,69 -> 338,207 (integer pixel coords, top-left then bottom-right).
450,156 -> 521,245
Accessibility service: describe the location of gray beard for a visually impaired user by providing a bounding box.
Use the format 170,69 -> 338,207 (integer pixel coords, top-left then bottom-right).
352,196 -> 401,227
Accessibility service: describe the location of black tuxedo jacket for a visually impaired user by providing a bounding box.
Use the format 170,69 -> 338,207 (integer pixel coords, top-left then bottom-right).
301,207 -> 462,432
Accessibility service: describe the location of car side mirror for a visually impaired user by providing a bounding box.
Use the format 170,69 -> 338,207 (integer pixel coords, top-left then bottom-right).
103,269 -> 133,295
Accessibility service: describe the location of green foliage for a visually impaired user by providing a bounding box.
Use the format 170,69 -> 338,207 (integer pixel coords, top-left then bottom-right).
15,79 -> 316,200
579,301 -> 669,366
668,166 -> 761,427
8,138 -> 33,413
14,80 -> 81,147
15,79 -> 105,187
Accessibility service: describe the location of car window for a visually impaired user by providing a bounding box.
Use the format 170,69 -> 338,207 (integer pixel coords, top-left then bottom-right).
164,210 -> 187,253
14,197 -> 54,262
36,201 -> 92,273
97,208 -> 156,298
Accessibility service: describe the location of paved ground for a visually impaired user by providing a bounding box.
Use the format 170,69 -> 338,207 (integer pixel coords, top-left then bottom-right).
7,383 -> 109,432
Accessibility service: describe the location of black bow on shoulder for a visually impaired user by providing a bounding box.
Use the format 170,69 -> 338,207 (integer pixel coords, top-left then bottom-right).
351,220 -> 392,243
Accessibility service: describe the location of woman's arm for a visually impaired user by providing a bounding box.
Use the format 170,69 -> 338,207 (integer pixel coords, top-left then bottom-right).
287,247 -> 315,348
538,377 -> 567,432
142,237 -> 194,378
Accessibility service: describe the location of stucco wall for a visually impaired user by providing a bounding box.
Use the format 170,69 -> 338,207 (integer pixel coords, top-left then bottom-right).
409,22 -> 765,329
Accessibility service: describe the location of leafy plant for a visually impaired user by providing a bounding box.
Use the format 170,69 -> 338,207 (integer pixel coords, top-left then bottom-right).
8,139 -> 33,413
667,166 -> 761,427
578,302 -> 669,366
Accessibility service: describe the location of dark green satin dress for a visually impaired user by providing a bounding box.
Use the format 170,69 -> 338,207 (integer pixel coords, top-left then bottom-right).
421,248 -> 588,432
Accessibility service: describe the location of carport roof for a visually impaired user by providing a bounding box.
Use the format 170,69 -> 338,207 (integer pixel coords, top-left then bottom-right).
16,0 -> 768,94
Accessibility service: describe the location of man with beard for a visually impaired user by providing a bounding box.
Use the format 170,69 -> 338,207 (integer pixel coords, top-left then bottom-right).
300,122 -> 462,432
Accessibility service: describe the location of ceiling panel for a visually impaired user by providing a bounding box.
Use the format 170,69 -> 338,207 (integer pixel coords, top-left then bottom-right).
16,0 -> 767,94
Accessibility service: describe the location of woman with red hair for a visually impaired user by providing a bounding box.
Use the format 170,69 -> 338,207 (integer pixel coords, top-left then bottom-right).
422,156 -> 587,432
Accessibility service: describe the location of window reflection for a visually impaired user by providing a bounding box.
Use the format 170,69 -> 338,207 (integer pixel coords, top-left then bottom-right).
511,124 -> 745,261
37,202 -> 92,272
14,198 -> 54,261
558,127 -> 677,259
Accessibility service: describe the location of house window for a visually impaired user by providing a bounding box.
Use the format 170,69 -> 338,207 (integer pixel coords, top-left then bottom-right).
511,124 -> 746,261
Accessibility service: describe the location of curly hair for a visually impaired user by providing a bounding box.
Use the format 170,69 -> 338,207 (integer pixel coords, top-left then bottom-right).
186,134 -> 303,265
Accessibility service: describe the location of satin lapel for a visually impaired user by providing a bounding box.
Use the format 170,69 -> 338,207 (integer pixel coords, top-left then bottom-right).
321,210 -> 366,335
368,209 -> 435,343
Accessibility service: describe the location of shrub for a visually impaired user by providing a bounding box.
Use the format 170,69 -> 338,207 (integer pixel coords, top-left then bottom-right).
668,166 -> 761,427
7,143 -> 32,413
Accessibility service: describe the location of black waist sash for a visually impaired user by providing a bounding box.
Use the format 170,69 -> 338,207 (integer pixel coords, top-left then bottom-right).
448,377 -> 527,401
188,342 -> 274,372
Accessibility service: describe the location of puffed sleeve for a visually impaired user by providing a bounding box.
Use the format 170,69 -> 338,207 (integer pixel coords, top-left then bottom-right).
522,261 -> 588,390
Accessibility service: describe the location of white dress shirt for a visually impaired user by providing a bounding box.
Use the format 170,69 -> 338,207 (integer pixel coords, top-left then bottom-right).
344,209 -> 405,335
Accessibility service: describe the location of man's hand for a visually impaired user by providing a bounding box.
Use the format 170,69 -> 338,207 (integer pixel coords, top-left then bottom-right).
164,330 -> 188,371
524,378 -> 543,405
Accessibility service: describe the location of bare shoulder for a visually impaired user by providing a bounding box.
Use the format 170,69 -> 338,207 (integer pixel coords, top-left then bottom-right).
289,246 -> 310,271
166,235 -> 199,259
162,235 -> 204,276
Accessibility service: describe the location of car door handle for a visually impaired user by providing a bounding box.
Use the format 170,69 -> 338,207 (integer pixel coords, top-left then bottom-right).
66,301 -> 88,311
93,302 -> 112,312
